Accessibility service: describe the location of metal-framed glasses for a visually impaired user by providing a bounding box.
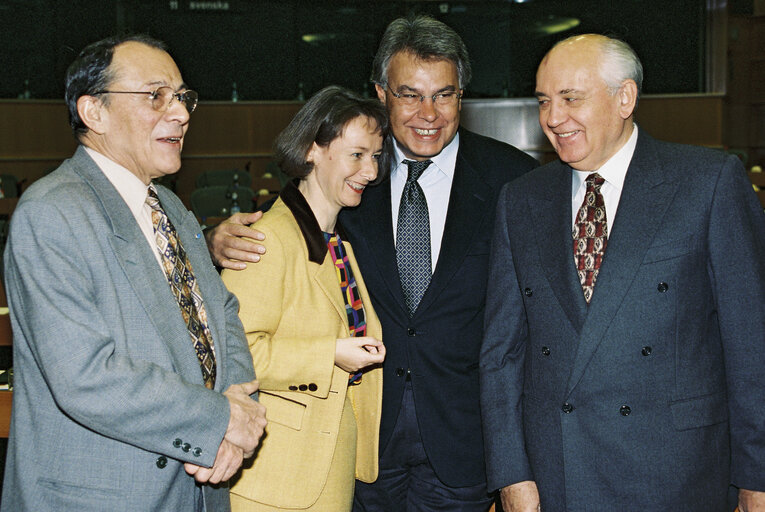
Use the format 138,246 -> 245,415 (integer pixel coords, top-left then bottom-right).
93,86 -> 198,114
384,84 -> 461,108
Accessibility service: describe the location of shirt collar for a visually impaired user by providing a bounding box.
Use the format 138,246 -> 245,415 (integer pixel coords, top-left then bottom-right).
391,131 -> 460,180
84,146 -> 150,217
572,123 -> 638,193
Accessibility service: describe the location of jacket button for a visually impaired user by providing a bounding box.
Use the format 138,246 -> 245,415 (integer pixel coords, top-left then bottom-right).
192,447 -> 202,457
181,442 -> 191,452
561,402 -> 574,414
524,288 -> 533,297
299,384 -> 308,391
308,383 -> 317,391
657,282 -> 669,293
620,405 -> 632,416
641,346 -> 652,356
407,328 -> 416,336
173,438 -> 182,448
156,456 -> 167,469
395,367 -> 405,377
541,346 -> 551,356
289,385 -> 298,391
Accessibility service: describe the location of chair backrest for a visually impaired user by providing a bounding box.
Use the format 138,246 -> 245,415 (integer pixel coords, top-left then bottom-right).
748,171 -> 765,208
0,174 -> 19,198
190,185 -> 256,220
195,169 -> 252,189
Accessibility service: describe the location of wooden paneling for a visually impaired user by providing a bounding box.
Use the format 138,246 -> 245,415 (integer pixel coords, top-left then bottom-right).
636,95 -> 725,147
0,95 -> 739,210
0,392 -> 10,438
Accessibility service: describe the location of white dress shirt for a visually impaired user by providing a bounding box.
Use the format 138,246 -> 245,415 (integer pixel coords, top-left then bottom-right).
84,146 -> 164,269
390,133 -> 459,273
571,124 -> 639,237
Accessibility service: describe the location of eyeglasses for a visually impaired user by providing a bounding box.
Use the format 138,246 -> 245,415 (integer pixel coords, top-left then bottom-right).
384,84 -> 461,108
93,86 -> 198,114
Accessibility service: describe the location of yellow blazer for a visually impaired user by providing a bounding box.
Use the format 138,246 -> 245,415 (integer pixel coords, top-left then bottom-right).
222,184 -> 383,509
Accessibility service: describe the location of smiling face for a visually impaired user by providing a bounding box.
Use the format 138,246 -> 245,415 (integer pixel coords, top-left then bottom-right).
301,115 -> 383,230
79,41 -> 191,184
375,51 -> 461,161
535,37 -> 636,171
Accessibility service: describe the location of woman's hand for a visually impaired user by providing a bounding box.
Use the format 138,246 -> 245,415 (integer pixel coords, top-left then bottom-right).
335,336 -> 386,373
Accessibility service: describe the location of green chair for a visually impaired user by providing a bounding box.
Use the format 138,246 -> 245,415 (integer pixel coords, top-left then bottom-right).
0,175 -> 19,198
190,185 -> 256,222
195,169 -> 251,189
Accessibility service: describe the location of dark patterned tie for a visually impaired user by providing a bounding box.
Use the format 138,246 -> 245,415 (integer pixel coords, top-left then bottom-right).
572,173 -> 608,304
146,186 -> 217,389
397,159 -> 432,316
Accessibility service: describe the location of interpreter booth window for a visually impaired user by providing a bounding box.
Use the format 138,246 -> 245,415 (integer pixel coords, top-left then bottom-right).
0,0 -> 720,101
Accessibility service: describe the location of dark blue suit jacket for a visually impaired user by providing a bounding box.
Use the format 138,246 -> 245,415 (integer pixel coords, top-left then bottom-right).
340,128 -> 537,487
481,130 -> 765,510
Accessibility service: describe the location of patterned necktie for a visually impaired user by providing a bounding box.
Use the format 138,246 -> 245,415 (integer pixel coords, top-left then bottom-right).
397,159 -> 432,316
572,173 -> 608,304
146,186 -> 217,389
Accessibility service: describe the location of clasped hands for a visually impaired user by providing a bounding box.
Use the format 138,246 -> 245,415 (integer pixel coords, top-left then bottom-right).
335,336 -> 385,373
185,379 -> 267,484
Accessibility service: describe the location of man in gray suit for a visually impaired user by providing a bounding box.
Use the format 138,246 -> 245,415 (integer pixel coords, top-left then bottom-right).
480,34 -> 765,511
1,35 -> 267,511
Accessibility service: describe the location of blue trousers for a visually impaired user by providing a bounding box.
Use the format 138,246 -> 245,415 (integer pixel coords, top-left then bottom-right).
353,381 -> 494,512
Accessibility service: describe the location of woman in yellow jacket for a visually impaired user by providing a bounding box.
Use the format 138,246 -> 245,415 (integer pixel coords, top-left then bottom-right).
222,85 -> 388,511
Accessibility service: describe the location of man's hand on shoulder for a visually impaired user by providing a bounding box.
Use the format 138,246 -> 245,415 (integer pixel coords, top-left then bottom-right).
500,481 -> 541,512
204,211 -> 266,270
739,489 -> 765,512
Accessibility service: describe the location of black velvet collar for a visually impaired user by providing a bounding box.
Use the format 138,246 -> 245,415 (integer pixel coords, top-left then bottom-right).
280,179 -> 346,264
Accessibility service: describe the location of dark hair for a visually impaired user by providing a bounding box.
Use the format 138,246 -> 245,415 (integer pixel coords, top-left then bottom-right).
371,15 -> 471,89
274,85 -> 390,184
65,34 -> 167,138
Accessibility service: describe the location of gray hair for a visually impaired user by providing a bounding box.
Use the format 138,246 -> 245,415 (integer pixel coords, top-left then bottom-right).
553,34 -> 643,97
371,15 -> 472,89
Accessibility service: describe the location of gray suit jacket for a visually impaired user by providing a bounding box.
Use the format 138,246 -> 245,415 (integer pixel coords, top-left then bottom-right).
480,131 -> 765,511
1,146 -> 255,511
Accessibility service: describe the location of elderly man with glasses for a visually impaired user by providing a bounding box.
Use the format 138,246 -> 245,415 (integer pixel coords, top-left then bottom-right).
0,34 -> 266,512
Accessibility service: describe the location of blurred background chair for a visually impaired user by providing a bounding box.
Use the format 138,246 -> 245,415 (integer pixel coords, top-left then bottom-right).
195,168 -> 251,189
252,161 -> 285,208
0,175 -> 19,199
190,185 -> 256,227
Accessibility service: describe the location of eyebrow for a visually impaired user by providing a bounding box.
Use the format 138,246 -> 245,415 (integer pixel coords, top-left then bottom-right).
145,80 -> 189,91
534,88 -> 583,98
398,84 -> 458,94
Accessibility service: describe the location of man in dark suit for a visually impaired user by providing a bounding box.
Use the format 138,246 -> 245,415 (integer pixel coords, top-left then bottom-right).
480,34 -> 765,511
207,15 -> 536,511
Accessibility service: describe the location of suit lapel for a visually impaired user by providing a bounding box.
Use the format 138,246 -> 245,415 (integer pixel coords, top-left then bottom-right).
70,147 -> 205,386
528,162 -> 587,334
356,178 -> 408,312
414,144 -> 486,315
565,132 -> 679,395
159,188 -> 230,389
311,242 -> 349,333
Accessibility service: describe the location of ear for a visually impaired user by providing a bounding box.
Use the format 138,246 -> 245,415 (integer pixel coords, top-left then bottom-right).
375,83 -> 387,105
77,94 -> 107,135
617,79 -> 638,120
458,88 -> 464,112
306,141 -> 322,166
